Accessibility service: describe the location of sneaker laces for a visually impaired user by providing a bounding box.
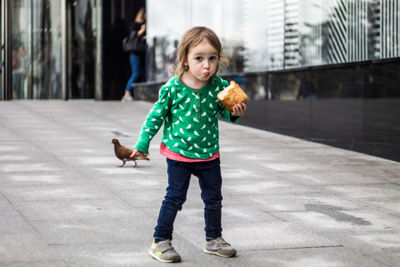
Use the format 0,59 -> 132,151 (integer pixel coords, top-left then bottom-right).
215,237 -> 230,247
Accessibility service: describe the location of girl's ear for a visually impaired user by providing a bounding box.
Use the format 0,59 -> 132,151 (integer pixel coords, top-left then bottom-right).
184,64 -> 189,71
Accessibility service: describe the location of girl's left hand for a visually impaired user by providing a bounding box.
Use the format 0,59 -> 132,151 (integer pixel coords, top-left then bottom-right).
231,103 -> 247,116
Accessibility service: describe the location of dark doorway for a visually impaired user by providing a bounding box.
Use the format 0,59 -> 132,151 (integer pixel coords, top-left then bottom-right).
102,0 -> 145,100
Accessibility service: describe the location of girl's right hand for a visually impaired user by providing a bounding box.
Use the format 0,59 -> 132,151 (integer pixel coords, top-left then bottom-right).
130,149 -> 149,159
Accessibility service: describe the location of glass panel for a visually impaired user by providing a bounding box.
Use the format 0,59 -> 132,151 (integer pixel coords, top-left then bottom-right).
367,0 -> 380,60
192,0 -> 246,72
11,0 -> 62,100
69,0 -> 96,99
298,0 -> 329,66
147,0 -> 189,81
257,0 -> 284,71
0,6 -> 2,101
11,0 -> 32,99
94,0 -> 101,99
147,0 -> 400,82
32,0 -> 62,99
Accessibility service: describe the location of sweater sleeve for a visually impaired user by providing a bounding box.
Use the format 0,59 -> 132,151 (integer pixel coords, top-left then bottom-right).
134,85 -> 171,153
217,78 -> 240,123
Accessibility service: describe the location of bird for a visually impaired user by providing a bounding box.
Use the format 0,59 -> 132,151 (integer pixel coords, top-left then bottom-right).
111,138 -> 149,167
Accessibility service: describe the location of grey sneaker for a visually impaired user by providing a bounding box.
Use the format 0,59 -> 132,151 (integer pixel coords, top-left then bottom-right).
121,94 -> 133,102
149,239 -> 181,263
204,237 -> 237,257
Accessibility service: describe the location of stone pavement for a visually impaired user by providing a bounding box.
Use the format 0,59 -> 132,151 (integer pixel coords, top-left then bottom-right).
0,100 -> 400,267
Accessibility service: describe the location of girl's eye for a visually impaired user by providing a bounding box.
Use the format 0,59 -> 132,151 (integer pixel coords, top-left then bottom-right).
195,56 -> 203,61
209,56 -> 217,61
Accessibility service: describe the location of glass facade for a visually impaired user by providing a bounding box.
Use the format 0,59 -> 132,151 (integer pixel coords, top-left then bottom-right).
1,0 -> 399,100
4,0 -> 100,100
147,0 -> 400,81
11,0 -> 63,99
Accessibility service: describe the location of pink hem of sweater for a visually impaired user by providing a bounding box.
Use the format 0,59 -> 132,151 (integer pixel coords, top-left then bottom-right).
159,143 -> 220,162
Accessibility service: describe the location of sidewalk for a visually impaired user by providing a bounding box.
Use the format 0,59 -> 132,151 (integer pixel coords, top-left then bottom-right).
0,100 -> 400,266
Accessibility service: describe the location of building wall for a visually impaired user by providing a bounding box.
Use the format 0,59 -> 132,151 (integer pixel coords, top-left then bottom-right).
236,59 -> 400,162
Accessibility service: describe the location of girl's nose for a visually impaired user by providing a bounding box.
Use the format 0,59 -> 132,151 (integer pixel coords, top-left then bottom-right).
203,60 -> 210,68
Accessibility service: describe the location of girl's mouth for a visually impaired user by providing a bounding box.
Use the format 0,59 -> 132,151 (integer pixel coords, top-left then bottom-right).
203,72 -> 210,78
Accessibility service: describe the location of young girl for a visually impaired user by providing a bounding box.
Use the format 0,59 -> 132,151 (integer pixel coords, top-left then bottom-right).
131,26 -> 247,263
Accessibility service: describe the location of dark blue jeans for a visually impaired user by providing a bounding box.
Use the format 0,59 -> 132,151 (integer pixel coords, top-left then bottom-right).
124,53 -> 143,93
154,158 -> 223,241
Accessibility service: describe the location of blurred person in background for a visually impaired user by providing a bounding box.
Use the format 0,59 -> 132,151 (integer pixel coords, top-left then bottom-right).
122,7 -> 146,101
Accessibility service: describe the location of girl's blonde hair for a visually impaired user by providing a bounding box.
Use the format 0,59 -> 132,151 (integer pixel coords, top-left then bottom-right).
175,26 -> 228,77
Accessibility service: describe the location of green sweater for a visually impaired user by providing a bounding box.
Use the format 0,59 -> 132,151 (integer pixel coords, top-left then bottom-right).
134,75 -> 239,159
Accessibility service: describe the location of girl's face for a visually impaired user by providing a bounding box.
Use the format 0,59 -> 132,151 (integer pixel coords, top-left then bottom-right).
183,40 -> 218,88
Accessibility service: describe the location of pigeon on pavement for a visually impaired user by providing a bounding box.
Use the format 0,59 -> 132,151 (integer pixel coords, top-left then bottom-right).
111,138 -> 149,167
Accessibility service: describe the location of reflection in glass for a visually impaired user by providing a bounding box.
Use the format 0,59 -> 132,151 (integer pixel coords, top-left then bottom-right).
68,0 -> 96,99
11,0 -> 62,99
147,0 -> 400,82
32,0 -> 62,99
11,0 -> 31,99
0,11 -> 2,100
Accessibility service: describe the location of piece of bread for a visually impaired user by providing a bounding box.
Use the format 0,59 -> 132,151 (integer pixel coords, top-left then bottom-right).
217,81 -> 248,112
